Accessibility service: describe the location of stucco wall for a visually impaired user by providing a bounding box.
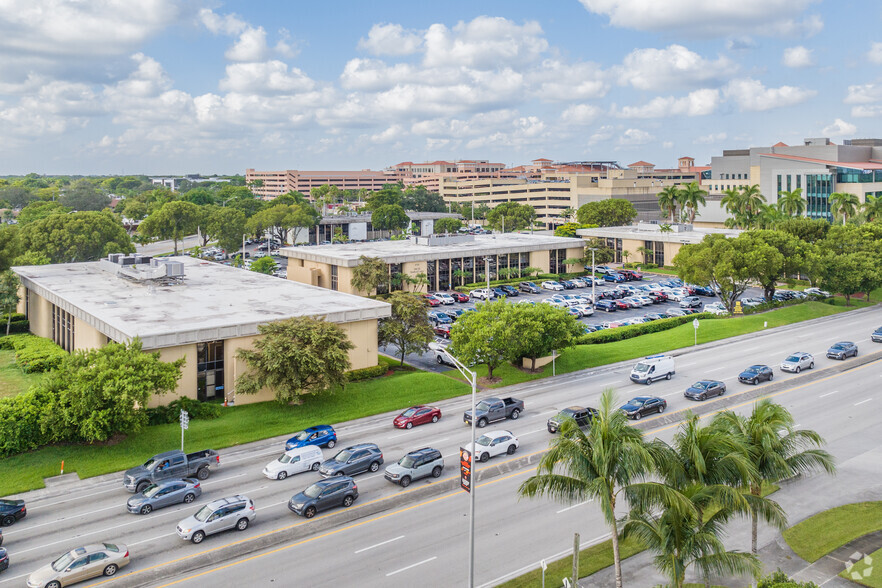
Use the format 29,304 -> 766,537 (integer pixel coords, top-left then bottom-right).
565,246 -> 585,272
402,261 -> 428,292
151,343 -> 198,408
74,317 -> 107,351
529,250 -> 550,273
287,258 -> 329,289
27,288 -> 53,339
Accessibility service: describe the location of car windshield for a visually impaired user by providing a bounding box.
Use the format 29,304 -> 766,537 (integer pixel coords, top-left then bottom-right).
785,355 -> 800,362
629,398 -> 646,406
51,551 -> 77,572
303,484 -> 323,499
476,435 -> 492,446
142,484 -> 161,497
692,382 -> 708,390
277,454 -> 293,464
398,456 -> 416,468
293,431 -> 311,441
193,505 -> 214,522
333,450 -> 352,463
633,363 -> 650,373
475,401 -> 491,412
401,408 -> 417,417
746,366 -> 761,373
831,344 -> 845,350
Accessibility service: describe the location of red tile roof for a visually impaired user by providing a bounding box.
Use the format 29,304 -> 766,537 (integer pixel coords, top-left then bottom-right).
532,158 -> 553,162
628,160 -> 654,167
772,142 -> 788,147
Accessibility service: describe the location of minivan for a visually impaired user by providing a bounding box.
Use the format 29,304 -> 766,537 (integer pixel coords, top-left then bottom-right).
629,355 -> 675,385
263,446 -> 324,480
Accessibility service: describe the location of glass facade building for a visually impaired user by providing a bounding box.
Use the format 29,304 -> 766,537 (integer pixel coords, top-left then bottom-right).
805,174 -> 833,221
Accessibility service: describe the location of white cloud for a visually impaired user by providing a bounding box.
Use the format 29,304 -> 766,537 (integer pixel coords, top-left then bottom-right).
219,61 -> 316,94
617,128 -> 654,146
851,105 -> 882,118
423,17 -> 548,69
226,27 -> 269,62
561,104 -> 604,125
694,132 -> 727,144
615,89 -> 720,118
578,0 -> 822,38
588,125 -> 616,145
616,45 -> 731,91
868,42 -> 882,65
844,83 -> 882,104
726,37 -> 757,51
198,8 -> 247,35
662,141 -> 674,148
529,60 -> 609,100
782,46 -> 814,68
724,78 -> 816,111
370,124 -> 404,143
465,115 -> 547,149
358,23 -> 423,56
821,118 -> 856,136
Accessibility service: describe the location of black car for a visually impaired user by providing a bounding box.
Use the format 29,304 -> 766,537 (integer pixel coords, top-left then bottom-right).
619,396 -> 666,420
288,477 -> 358,518
519,281 -> 541,294
0,499 -> 26,526
692,285 -> 716,297
499,285 -> 520,297
643,313 -> 664,321
873,327 -> 882,343
560,280 -> 576,290
0,545 -> 7,572
826,341 -> 858,360
547,406 -> 598,433
738,365 -> 774,385
684,380 -> 726,401
491,287 -> 508,298
318,443 -> 384,477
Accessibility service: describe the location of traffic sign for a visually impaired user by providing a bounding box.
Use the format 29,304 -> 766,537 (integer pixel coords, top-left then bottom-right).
692,318 -> 699,329
180,409 -> 189,430
460,448 -> 472,493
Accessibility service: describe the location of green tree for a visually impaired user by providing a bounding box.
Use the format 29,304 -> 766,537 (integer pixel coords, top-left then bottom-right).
350,256 -> 389,295
520,390 -> 662,588
777,217 -> 829,244
229,195 -> 265,218
378,292 -> 435,365
715,400 -> 835,554
59,179 -> 109,211
0,225 -> 21,270
371,204 -> 409,233
509,303 -> 583,371
118,199 -> 148,221
12,250 -> 51,266
182,188 -> 216,206
401,186 -> 447,212
829,192 -> 860,224
817,251 -> 877,305
364,186 -> 403,211
678,182 -> 707,223
20,211 -> 133,263
38,339 -> 184,443
583,238 -> 615,265
139,201 -> 201,254
247,202 -> 319,245
576,199 -> 638,227
17,201 -> 70,225
433,217 -> 463,234
0,186 -> 36,209
776,188 -> 806,217
758,570 -> 820,588
657,185 -> 681,222
235,317 -> 354,404
485,202 -> 537,232
311,184 -> 344,213
449,299 -> 515,379
249,256 -> 277,275
554,222 -> 591,238
206,207 -> 247,253
741,230 -> 803,300
0,271 -> 20,336
862,193 -> 882,222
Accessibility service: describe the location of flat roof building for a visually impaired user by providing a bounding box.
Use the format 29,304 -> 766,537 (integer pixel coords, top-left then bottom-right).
280,233 -> 587,295
13,255 -> 390,406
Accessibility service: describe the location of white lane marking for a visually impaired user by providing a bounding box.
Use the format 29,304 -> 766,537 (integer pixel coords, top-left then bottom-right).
433,437 -> 450,444
224,449 -> 280,464
819,390 -> 840,398
0,571 -> 30,586
386,556 -> 437,577
855,399 -> 873,406
355,535 -> 405,554
387,430 -> 417,439
519,428 -> 548,437
129,532 -> 176,546
661,391 -> 682,398
28,485 -> 122,510
705,366 -> 727,373
556,499 -> 593,514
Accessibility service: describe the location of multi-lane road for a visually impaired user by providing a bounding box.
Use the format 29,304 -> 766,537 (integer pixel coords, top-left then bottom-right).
2,305 -> 881,588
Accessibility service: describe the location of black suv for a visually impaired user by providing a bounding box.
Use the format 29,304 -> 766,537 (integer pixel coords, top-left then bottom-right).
289,477 -> 358,518
0,499 -> 26,526
547,406 -> 598,434
499,285 -> 520,297
384,447 -> 444,487
319,443 -> 384,477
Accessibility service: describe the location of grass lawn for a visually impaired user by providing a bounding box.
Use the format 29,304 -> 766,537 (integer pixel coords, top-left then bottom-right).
839,545 -> 882,587
0,349 -> 45,399
0,360 -> 470,496
475,301 -> 855,388
783,502 -> 882,562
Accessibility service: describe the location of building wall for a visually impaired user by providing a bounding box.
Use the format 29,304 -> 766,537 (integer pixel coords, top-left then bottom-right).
529,250 -> 550,273
74,317 -> 107,350
26,289 -> 52,339
287,258 -> 329,289
151,344 -> 199,408
565,246 -> 585,272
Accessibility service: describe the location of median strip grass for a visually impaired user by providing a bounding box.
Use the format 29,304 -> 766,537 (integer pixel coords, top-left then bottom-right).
839,545 -> 882,587
0,357 -> 470,496
783,502 -> 882,562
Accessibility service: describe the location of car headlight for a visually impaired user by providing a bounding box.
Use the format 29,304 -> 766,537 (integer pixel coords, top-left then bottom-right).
180,527 -> 191,534
388,473 -> 399,478
293,503 -> 304,510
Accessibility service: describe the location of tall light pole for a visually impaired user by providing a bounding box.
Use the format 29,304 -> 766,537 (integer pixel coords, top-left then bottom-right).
588,248 -> 597,305
442,348 -> 478,588
484,255 -> 491,294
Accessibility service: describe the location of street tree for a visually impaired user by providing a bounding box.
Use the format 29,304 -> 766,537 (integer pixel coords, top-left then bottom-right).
59,179 -> 110,211
576,199 -> 637,227
583,238 -> 615,264
741,230 -> 804,300
16,201 -> 70,225
182,188 -> 216,206
350,256 -> 389,295
678,182 -> 707,223
247,202 -> 320,245
249,256 -> 277,275
433,217 -> 463,234
0,271 -> 20,335
449,300 -> 515,380
206,206 -> 247,253
236,317 -> 354,404
20,211 -> 134,263
485,202 -> 537,232
657,185 -> 681,222
777,217 -> 829,244
371,204 -> 409,233
378,292 -> 435,365
401,186 -> 447,212
817,251 -> 878,305
364,186 -> 403,211
139,201 -> 201,254
509,303 -> 584,371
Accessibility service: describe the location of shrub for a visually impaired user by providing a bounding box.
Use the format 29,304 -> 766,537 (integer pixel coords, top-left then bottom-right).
0,387 -> 54,456
346,363 -> 390,382
577,313 -> 718,345
11,336 -> 67,373
146,397 -> 222,426
758,570 -> 819,588
0,333 -> 32,350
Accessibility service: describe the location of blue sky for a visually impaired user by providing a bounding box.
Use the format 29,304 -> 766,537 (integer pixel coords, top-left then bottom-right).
1,0 -> 880,175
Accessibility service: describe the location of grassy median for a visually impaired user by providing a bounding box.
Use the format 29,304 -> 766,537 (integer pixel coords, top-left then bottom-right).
783,502 -> 882,562
839,545 -> 882,586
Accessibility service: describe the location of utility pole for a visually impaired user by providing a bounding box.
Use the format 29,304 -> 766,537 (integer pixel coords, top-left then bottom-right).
572,532 -> 581,588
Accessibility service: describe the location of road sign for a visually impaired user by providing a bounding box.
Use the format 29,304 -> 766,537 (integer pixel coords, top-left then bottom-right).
692,318 -> 699,329
180,409 -> 189,430
460,447 -> 472,493
734,301 -> 743,315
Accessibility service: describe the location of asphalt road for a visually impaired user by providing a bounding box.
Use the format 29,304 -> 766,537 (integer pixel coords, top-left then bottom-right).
1,305 -> 879,588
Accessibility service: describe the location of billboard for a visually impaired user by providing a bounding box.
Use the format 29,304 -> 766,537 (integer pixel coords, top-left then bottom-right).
460,447 -> 472,493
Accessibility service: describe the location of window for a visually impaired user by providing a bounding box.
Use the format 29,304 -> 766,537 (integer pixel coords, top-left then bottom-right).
51,304 -> 74,352
796,175 -> 801,190
330,265 -> 338,291
787,175 -> 792,192
196,340 -> 224,402
777,175 -> 782,194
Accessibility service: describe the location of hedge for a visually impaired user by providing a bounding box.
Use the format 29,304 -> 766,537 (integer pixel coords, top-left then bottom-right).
0,334 -> 68,373
577,313 -> 718,345
346,363 -> 390,382
0,387 -> 54,456
146,397 -> 222,426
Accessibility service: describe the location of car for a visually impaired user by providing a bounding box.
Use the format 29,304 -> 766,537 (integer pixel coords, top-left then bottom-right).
470,288 -> 495,300
567,308 -> 580,318
451,292 -> 470,303
491,287 -> 508,298
446,308 -> 466,320
551,294 -> 582,307
738,365 -> 774,385
873,326 -> 882,343
560,280 -> 576,290
465,430 -> 519,462
432,292 -> 455,305
826,341 -> 858,360
592,265 -> 613,275
547,406 -> 598,433
428,311 -> 453,325
319,443 -> 384,477
595,300 -> 617,312
573,304 -> 594,317
619,269 -> 643,281
26,543 -> 130,588
804,287 -> 831,298
614,300 -> 631,310
665,308 -> 686,317
680,296 -> 702,309
516,300 -> 536,306
176,495 -> 255,543
126,478 -> 202,515
624,318 -> 647,325
499,285 -> 520,297
619,396 -> 667,420
286,425 -> 337,450
681,308 -> 700,315
569,277 -> 588,288
602,321 -> 624,329
541,280 -> 564,291
643,313 -> 663,321
647,292 -> 668,303
739,297 -> 765,308
422,294 -> 441,307
703,302 -> 728,315
603,273 -> 625,283
0,545 -> 7,573
684,380 -> 726,401
692,285 -> 716,297
542,298 -> 568,309
384,447 -> 444,487
288,477 -> 358,518
780,352 -> 814,373
0,499 -> 26,526
263,446 -> 324,480
393,405 -> 442,429
519,281 -> 541,294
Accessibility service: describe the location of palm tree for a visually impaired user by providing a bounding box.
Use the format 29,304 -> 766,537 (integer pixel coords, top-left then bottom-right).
679,182 -> 708,223
829,192 -> 860,224
776,188 -> 806,217
657,185 -> 681,222
740,184 -> 767,218
636,246 -> 653,265
713,400 -> 836,554
753,204 -> 785,229
863,194 -> 882,222
519,390 -> 664,588
561,206 -> 576,222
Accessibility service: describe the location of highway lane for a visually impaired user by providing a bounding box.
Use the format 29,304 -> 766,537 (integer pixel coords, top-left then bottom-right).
140,348 -> 882,588
2,305 -> 881,586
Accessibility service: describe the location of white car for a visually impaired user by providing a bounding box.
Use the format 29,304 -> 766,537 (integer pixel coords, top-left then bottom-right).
780,352 -> 815,373
542,298 -> 568,308
665,290 -> 685,302
541,281 -> 564,291
703,302 -> 728,315
465,430 -> 519,463
804,287 -> 831,297
573,304 -> 594,317
262,446 -> 323,480
470,288 -> 495,300
633,296 -> 654,307
433,293 -> 455,305
551,295 -> 582,307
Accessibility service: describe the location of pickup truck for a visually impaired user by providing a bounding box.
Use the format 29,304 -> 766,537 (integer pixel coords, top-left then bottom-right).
463,397 -> 524,428
124,449 -> 220,493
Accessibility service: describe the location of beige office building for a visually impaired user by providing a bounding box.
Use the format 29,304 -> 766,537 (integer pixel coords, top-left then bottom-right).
13,255 -> 390,406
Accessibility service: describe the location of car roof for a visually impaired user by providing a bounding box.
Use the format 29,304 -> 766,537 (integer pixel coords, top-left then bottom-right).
343,443 -> 380,451
313,476 -> 354,487
630,396 -> 655,402
207,495 -> 251,508
305,425 -> 333,432
406,447 -> 441,458
562,406 -> 587,412
747,364 -> 768,369
481,430 -> 514,437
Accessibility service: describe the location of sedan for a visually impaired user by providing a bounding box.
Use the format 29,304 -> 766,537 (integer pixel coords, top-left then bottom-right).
288,477 -> 358,519
126,479 -> 201,515
780,352 -> 814,373
873,327 -> 882,343
560,280 -> 576,290
422,295 -> 441,307
451,292 -> 470,303
285,425 -> 337,450
393,405 -> 442,429
433,324 -> 452,338
465,430 -> 519,462
619,396 -> 666,420
738,365 -> 774,385
603,273 -> 625,283
428,311 -> 452,324
27,543 -> 129,588
684,380 -> 726,401
614,300 -> 632,310
826,341 -> 858,360
595,300 -> 617,312
499,285 -> 520,297
804,287 -> 831,298
0,499 -> 26,527
541,280 -> 564,291
573,304 -> 594,317
665,308 -> 686,317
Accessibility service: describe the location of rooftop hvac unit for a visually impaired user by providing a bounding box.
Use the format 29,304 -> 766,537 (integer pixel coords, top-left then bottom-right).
164,261 -> 185,277
108,253 -> 122,263
120,256 -> 136,265
136,255 -> 153,265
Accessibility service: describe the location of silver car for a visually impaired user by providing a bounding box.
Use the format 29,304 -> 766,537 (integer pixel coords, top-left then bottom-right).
27,543 -> 129,588
126,478 -> 202,515
176,495 -> 255,544
780,352 -> 814,373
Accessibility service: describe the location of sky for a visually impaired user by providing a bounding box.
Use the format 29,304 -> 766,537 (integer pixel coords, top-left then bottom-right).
1,0 -> 881,176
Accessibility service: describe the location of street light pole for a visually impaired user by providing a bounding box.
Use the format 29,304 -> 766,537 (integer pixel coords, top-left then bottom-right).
589,248 -> 597,305
484,255 -> 491,294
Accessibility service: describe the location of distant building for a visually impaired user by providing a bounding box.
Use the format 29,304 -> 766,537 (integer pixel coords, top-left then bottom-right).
150,175 -> 231,191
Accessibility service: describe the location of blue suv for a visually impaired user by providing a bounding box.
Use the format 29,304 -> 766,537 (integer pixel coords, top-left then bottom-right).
603,273 -> 625,283
285,425 -> 337,451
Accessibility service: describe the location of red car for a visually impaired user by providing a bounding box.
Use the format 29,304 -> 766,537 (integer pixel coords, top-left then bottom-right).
614,300 -> 631,310
422,294 -> 441,307
393,405 -> 442,429
433,323 -> 452,338
451,292 -> 470,303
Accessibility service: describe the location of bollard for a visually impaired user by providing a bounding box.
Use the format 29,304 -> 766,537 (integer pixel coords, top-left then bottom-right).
60,460 -> 64,475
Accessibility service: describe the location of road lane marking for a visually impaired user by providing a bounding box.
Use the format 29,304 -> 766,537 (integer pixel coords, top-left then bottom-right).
129,532 -> 176,546
387,430 -> 417,439
855,398 -> 873,406
556,499 -> 593,514
355,535 -> 405,554
819,390 -> 839,398
386,556 -> 437,577
520,428 -> 548,437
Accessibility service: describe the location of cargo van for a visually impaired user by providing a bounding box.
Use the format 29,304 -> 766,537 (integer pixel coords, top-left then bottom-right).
262,445 -> 324,480
630,355 -> 675,385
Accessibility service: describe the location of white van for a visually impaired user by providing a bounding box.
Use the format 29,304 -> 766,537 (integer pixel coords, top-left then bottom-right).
630,355 -> 675,385
262,446 -> 323,480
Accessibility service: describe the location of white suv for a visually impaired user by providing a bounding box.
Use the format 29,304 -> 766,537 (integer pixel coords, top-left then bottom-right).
470,288 -> 494,300
465,430 -> 519,463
